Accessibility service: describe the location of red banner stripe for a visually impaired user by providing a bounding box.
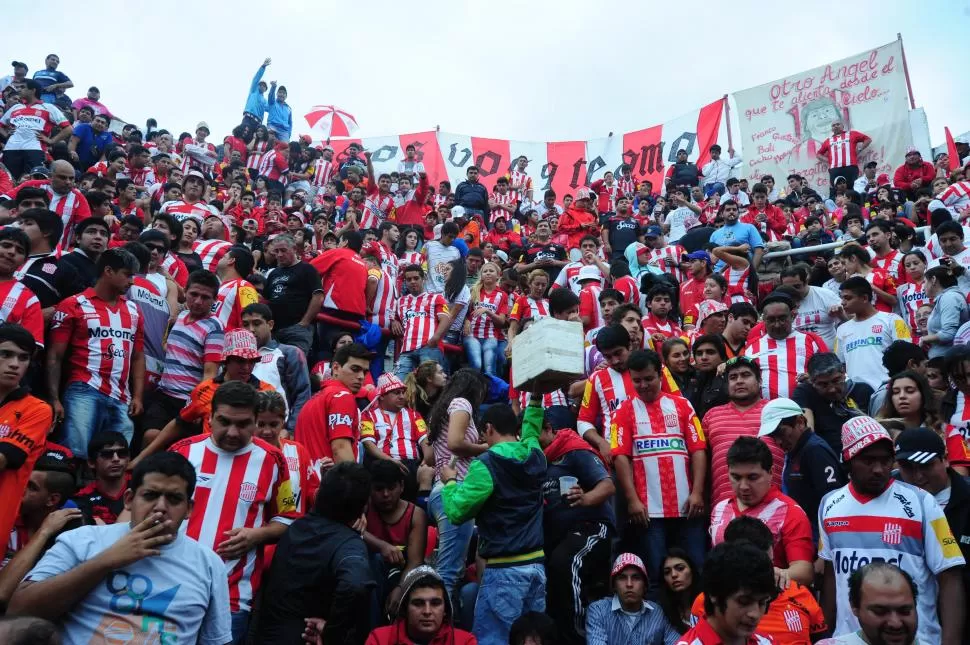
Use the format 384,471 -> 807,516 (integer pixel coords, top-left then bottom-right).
470,137 -> 512,184
399,131 -> 446,187
694,98 -> 726,170
621,125 -> 664,188
545,140 -> 588,203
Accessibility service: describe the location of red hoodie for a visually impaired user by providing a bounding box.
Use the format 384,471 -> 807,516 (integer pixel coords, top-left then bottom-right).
395,174 -> 431,227
365,620 -> 476,645
558,206 -> 598,251
741,204 -> 787,239
893,161 -> 935,193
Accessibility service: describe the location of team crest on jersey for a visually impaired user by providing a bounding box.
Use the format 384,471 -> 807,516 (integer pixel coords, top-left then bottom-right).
663,413 -> 679,427
872,324 -> 883,334
882,522 -> 902,545
239,482 -> 258,503
783,609 -> 803,632
286,456 -> 299,471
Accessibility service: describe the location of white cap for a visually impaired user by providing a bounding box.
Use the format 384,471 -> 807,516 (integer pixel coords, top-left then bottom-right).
433,223 -> 443,241
758,398 -> 805,437
450,205 -> 466,220
577,265 -> 602,284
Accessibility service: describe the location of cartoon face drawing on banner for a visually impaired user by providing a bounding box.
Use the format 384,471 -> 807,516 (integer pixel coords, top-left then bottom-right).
800,96 -> 851,143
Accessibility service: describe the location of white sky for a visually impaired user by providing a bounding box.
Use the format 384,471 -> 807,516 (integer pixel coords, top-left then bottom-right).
4,0 -> 968,146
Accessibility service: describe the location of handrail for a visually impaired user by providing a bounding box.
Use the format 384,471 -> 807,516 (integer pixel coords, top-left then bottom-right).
762,227 -> 930,260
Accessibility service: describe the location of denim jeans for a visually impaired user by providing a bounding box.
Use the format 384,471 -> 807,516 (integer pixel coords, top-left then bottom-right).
394,346 -> 444,380
474,563 -> 546,645
274,324 -> 313,358
704,181 -> 726,197
463,336 -> 499,375
427,484 -> 475,598
62,382 -> 134,459
229,610 -> 250,644
634,517 -> 707,597
369,335 -> 391,384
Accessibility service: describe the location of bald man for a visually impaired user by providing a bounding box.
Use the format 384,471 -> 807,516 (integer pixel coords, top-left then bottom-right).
828,562 -> 921,645
3,158 -> 91,248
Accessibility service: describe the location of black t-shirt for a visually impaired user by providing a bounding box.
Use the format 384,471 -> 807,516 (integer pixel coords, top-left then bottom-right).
264,261 -> 322,328
542,449 -> 615,546
784,431 -> 846,541
18,253 -> 61,308
177,251 -> 204,275
53,249 -> 99,300
521,242 -> 567,282
792,379 -> 873,454
605,216 -> 642,260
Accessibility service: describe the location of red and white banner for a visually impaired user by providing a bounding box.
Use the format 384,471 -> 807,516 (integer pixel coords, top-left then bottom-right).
320,99 -> 724,197
731,40 -> 912,192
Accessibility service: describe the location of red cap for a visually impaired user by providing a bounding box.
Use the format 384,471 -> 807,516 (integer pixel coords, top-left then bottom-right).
611,553 -> 647,578
876,173 -> 891,186
360,241 -> 382,259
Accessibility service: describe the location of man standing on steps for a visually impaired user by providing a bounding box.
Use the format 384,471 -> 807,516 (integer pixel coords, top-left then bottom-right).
816,120 -> 871,199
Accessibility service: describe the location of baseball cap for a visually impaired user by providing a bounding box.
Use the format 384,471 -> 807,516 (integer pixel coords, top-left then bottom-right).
222,329 -> 260,360
758,398 -> 805,437
876,173 -> 891,186
29,166 -> 51,179
577,265 -> 602,283
450,205 -> 466,220
905,146 -> 920,156
574,187 -> 593,201
611,553 -> 647,578
183,169 -> 207,185
681,250 -> 712,264
360,241 -> 381,259
894,428 -> 946,464
196,121 -> 210,134
644,225 -> 662,238
375,373 -> 406,398
841,416 -> 893,462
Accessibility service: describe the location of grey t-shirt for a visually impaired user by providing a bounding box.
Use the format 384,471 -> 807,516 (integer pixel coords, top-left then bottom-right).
24,522 -> 231,645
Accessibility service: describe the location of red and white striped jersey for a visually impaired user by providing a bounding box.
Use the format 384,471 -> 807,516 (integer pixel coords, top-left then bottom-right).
896,281 -> 928,331
309,158 -> 336,188
509,295 -> 549,323
490,191 -> 517,221
399,251 -> 422,268
361,189 -> 395,231
119,165 -> 157,188
4,181 -> 93,250
257,150 -> 286,182
514,387 -> 570,410
247,140 -> 269,171
642,314 -> 683,352
360,407 -> 427,460
193,239 -> 233,272
940,181 -> 970,216
49,288 -> 145,403
171,435 -> 298,613
181,141 -> 217,174
611,393 -> 707,518
743,331 -> 823,399
577,367 -> 634,442
817,130 -> 867,167
367,267 -> 397,329
0,281 -> 43,347
579,284 -> 605,332
617,177 -> 636,197
161,252 -> 189,289
506,170 -> 532,200
554,261 -> 602,295
710,488 -> 815,570
280,438 -> 319,514
160,199 -> 219,224
612,274 -> 644,311
645,245 -> 685,282
948,391 -> 970,452
397,292 -> 448,354
0,101 -> 68,152
721,264 -> 750,297
433,194 -> 449,207
213,278 -> 260,331
468,288 -> 509,340
869,248 -> 905,282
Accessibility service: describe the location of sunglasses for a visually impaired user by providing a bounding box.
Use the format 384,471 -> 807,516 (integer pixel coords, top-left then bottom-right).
145,244 -> 166,254
98,448 -> 130,460
725,356 -> 760,368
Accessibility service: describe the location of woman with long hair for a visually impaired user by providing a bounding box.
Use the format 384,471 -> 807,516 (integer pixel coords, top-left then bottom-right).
658,548 -> 703,634
247,125 -> 270,174
878,369 -> 969,475
176,216 -> 204,274
923,263 -> 969,358
464,261 -> 508,376
896,251 -> 929,330
941,346 -> 970,466
404,360 -> 446,420
441,259 -> 470,346
425,368 -> 489,597
396,228 -> 423,265
507,269 -> 550,345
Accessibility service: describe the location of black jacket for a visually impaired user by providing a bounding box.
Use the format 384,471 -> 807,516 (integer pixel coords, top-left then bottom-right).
943,470 -> 970,645
255,511 -> 374,645
454,180 -> 489,214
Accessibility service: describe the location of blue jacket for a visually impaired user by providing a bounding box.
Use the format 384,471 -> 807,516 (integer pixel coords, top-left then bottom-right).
267,84 -> 293,139
244,65 -> 268,120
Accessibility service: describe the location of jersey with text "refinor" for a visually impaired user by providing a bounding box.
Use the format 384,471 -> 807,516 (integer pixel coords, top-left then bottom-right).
819,480 -> 965,643
171,435 -> 298,613
611,393 -> 707,518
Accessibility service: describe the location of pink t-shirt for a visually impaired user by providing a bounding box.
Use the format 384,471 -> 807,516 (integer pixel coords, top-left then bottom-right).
433,397 -> 479,483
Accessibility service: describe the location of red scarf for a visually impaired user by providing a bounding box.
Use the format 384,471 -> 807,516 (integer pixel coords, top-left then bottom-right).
543,429 -> 596,463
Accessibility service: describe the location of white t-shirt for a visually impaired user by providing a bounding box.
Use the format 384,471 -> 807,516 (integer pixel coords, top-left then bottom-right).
665,207 -> 698,242
423,241 -> 461,294
448,285 -> 471,332
833,311 -> 912,390
795,286 -> 842,350
719,190 -> 750,206
818,633 -> 926,645
24,522 -> 231,645
819,480 -> 965,644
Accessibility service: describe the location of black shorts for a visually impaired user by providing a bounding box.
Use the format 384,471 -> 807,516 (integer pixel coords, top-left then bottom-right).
142,390 -> 187,431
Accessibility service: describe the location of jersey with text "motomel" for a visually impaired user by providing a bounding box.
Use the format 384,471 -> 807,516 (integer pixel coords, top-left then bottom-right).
171,435 -> 298,613
895,281 -> 928,331
361,407 -> 428,460
0,281 -> 43,347
49,289 -> 144,403
293,379 -> 360,475
397,292 -> 448,354
212,278 -> 260,331
744,331 -> 823,400
578,367 -> 634,444
817,130 -> 867,167
468,288 -> 509,341
611,393 -> 706,518
818,480 -> 965,643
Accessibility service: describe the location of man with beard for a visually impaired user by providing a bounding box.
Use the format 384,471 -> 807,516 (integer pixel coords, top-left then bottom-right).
516,219 -> 568,284
709,199 -> 765,273
820,417 -> 965,645
822,563 -> 921,645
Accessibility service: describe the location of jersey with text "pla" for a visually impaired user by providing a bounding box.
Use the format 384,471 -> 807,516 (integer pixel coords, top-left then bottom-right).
361,407 -> 428,460
212,278 -> 260,331
397,292 -> 448,354
294,379 -> 360,474
817,130 -> 867,167
611,393 -> 706,518
49,288 -> 145,403
578,367 -> 634,444
280,438 -> 319,514
192,239 -> 233,273
367,267 -> 397,330
0,281 -> 43,347
467,288 -> 509,341
819,480 -> 965,643
171,434 -> 298,613
743,331 -> 822,400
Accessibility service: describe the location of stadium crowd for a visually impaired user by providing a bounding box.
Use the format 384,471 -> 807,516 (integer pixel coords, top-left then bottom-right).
0,54 -> 970,644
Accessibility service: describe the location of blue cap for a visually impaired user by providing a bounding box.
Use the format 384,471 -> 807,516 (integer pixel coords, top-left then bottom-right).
682,250 -> 712,264
645,225 -> 662,238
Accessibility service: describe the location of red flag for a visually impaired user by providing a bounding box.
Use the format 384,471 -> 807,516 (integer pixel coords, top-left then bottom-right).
945,127 -> 960,171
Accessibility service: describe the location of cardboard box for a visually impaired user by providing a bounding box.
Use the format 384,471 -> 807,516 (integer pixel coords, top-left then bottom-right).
511,317 -> 585,393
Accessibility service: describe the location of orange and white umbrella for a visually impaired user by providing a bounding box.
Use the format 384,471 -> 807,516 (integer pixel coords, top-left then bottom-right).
304,105 -> 359,138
